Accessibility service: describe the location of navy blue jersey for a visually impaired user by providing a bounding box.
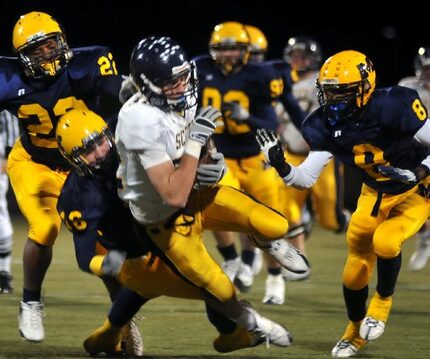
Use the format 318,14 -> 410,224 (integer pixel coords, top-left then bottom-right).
267,59 -> 306,129
302,86 -> 430,194
57,169 -> 146,273
0,46 -> 122,169
195,55 -> 280,158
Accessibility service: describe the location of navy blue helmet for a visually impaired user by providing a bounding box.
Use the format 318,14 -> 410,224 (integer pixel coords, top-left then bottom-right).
129,36 -> 198,111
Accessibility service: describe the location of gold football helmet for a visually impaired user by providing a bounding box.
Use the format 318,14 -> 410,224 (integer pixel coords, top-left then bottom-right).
209,21 -> 250,74
56,110 -> 115,176
245,25 -> 267,63
12,11 -> 72,79
316,50 -> 376,124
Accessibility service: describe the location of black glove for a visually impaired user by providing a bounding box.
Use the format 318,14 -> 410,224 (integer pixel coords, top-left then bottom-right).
221,102 -> 249,123
377,164 -> 430,184
255,129 -> 291,178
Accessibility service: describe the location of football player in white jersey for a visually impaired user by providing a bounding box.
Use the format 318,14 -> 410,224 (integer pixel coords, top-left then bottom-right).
115,36 -> 312,350
0,110 -> 19,294
280,37 -> 350,281
398,46 -> 430,271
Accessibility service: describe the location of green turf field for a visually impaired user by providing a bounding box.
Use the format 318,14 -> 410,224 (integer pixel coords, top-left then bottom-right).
1,216 -> 429,359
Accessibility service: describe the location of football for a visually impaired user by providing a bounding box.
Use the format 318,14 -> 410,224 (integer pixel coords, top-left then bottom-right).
199,137 -> 217,165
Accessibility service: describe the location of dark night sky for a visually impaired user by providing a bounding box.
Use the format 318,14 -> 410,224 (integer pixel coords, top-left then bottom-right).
1,0 -> 428,87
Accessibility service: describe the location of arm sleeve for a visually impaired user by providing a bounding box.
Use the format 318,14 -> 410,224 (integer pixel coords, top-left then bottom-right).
282,150 -> 333,189
73,230 -> 100,273
117,105 -> 171,168
413,119 -> 430,146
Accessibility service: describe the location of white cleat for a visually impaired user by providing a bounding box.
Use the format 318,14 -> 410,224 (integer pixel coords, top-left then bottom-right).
121,317 -> 144,357
359,316 -> 385,341
262,274 -> 285,305
408,238 -> 430,271
252,248 -> 263,275
331,340 -> 359,358
282,267 -> 311,282
255,239 -> 310,274
222,257 -> 242,282
234,264 -> 254,292
18,301 -> 45,342
242,301 -> 292,347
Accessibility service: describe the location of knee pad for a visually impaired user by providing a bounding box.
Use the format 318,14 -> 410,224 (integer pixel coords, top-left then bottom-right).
249,205 -> 288,240
30,221 -> 60,246
343,254 -> 376,290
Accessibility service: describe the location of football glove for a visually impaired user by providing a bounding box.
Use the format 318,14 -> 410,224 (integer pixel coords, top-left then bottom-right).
189,106 -> 222,146
196,152 -> 226,187
377,164 -> 430,184
256,129 -> 291,178
101,250 -> 127,276
119,75 -> 139,104
221,101 -> 249,123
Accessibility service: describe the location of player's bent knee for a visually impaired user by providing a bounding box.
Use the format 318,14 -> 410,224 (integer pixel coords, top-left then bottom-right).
373,239 -> 401,259
249,205 -> 288,240
343,256 -> 373,290
30,222 -> 60,246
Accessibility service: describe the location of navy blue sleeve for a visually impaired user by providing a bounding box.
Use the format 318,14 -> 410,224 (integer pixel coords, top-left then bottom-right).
248,104 -> 279,130
381,86 -> 428,135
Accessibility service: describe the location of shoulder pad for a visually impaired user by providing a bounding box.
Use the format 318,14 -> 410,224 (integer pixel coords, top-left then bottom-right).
0,56 -> 29,103
68,46 -> 115,80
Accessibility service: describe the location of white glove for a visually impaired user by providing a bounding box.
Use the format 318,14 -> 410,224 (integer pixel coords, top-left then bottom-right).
196,152 -> 227,187
101,250 -> 126,276
119,75 -> 139,104
189,106 -> 222,146
256,129 -> 291,177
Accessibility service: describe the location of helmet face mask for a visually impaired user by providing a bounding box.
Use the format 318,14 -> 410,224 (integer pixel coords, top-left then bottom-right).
209,22 -> 250,75
130,36 -> 198,111
284,36 -> 322,74
13,11 -> 72,80
415,47 -> 430,86
316,50 -> 376,125
56,110 -> 117,177
244,25 -> 267,63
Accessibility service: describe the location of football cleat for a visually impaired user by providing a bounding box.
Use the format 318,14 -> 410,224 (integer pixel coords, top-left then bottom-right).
18,301 -> 45,342
262,274 -> 285,305
408,237 -> 430,271
251,248 -> 263,275
254,239 -> 310,274
0,271 -> 13,294
241,301 -> 292,347
332,321 -> 367,358
221,257 -> 242,282
213,325 -> 264,353
120,317 -> 144,357
83,319 -> 123,356
331,339 -> 359,358
282,266 -> 311,282
359,317 -> 385,341
234,264 -> 254,292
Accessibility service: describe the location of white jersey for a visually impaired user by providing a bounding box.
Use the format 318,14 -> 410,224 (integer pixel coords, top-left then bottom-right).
279,71 -> 319,154
0,111 -> 18,240
398,76 -> 430,108
116,93 -> 197,224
